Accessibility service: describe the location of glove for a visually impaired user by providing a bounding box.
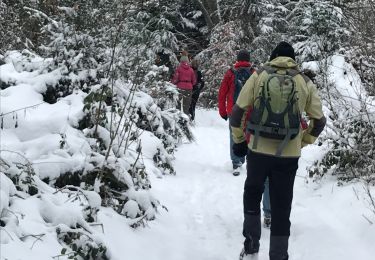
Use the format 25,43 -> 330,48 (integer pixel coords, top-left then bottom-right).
233,141 -> 248,157
221,115 -> 228,121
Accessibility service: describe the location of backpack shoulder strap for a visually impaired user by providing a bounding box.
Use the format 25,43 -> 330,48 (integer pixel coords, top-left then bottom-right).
245,66 -> 253,74
250,66 -> 256,74
258,66 -> 277,75
286,69 -> 311,83
300,73 -> 312,83
286,69 -> 300,77
230,67 -> 238,78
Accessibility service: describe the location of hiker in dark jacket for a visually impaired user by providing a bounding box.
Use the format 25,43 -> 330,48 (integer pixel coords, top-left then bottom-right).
189,59 -> 204,121
172,56 -> 197,115
231,42 -> 326,260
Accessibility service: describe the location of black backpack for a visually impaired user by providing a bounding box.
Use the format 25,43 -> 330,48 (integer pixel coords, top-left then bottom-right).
232,67 -> 253,102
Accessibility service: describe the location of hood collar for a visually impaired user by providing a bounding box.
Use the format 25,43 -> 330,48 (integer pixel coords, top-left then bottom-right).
180,61 -> 191,69
266,56 -> 298,69
234,61 -> 251,68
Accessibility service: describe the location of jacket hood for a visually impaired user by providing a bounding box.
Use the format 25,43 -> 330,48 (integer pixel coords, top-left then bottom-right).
234,61 -> 251,69
266,56 -> 298,69
180,61 -> 191,69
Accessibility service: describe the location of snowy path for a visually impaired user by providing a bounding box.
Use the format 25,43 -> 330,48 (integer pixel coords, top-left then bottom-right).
100,110 -> 375,260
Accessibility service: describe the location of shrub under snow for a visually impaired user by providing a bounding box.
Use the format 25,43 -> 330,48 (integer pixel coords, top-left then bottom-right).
0,50 -> 192,259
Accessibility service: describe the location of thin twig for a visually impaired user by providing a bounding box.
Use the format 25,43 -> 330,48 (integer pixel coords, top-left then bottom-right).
352,187 -> 360,201
89,223 -> 105,234
362,214 -> 374,225
0,102 -> 46,116
20,233 -> 46,249
0,227 -> 14,241
0,150 -> 31,164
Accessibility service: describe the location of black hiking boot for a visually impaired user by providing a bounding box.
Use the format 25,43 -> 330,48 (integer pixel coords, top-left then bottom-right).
244,237 -> 260,253
241,214 -> 261,259
239,248 -> 259,260
239,237 -> 260,259
269,236 -> 289,260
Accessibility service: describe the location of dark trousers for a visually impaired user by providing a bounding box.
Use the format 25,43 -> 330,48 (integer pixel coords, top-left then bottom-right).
189,89 -> 200,120
177,89 -> 192,115
243,150 -> 298,260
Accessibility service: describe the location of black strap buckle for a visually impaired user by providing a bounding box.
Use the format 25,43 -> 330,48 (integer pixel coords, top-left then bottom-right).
271,127 -> 279,134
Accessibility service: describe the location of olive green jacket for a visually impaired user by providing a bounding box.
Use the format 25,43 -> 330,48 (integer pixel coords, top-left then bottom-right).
230,56 -> 326,158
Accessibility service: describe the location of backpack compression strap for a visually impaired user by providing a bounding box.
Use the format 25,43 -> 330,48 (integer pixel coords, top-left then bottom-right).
275,128 -> 299,156
248,124 -> 300,154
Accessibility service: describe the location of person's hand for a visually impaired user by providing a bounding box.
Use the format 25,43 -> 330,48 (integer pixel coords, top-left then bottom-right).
233,141 -> 248,157
221,115 -> 228,121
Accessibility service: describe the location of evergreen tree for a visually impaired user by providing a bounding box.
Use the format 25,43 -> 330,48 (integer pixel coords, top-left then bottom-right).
288,0 -> 348,62
0,0 -> 41,52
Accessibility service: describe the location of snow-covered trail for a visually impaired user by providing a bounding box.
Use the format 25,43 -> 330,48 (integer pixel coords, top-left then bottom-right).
100,110 -> 375,260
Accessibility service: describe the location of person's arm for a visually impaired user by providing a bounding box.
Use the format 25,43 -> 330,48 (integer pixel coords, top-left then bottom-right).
198,71 -> 205,91
218,70 -> 232,118
302,81 -> 326,146
230,72 -> 258,143
191,69 -> 197,86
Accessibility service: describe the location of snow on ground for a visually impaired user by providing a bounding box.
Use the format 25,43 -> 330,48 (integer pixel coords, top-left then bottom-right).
1,109 -> 375,260
99,110 -> 375,260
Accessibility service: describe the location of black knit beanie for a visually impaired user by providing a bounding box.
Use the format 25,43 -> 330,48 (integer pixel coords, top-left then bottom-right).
269,42 -> 295,61
237,50 -> 250,62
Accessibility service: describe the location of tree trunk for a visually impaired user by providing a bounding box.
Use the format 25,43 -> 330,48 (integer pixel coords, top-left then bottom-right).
202,0 -> 220,25
193,0 -> 220,31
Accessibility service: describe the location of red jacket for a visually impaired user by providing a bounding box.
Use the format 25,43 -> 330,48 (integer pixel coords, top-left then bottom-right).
172,62 -> 197,90
218,61 -> 253,117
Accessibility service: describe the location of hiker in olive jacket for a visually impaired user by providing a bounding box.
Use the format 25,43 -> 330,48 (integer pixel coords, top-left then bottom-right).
230,42 -> 326,260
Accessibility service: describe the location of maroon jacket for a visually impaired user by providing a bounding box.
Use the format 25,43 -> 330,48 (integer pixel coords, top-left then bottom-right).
218,61 -> 254,117
172,62 -> 197,90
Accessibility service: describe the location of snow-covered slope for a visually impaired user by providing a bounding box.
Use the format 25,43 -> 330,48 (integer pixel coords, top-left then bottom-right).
1,51 -> 374,259
1,109 -> 375,259
0,50 -> 186,260
95,110 -> 375,260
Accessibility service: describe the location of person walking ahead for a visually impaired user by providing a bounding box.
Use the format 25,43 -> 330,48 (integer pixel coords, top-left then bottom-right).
189,59 -> 205,121
218,50 -> 254,175
172,55 -> 196,115
230,42 -> 326,260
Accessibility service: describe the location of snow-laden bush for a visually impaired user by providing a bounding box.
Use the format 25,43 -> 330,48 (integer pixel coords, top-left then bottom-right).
0,47 -> 191,258
343,0 -> 375,96
0,157 -> 110,259
305,56 -> 375,183
0,172 -> 17,228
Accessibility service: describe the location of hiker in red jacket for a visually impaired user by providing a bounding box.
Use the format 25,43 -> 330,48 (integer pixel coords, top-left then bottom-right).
172,56 -> 197,115
218,50 -> 255,175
